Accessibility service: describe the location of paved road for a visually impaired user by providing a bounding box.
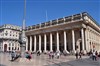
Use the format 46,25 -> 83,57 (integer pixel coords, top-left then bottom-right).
0,53 -> 100,66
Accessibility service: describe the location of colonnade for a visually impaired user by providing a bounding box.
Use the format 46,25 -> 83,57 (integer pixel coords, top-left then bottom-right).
26,28 -> 85,52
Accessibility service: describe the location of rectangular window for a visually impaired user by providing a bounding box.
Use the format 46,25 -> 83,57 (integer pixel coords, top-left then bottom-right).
9,47 -> 10,50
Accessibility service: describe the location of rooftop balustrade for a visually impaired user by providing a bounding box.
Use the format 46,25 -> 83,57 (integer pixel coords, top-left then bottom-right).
41,23 -> 45,27
52,20 -> 57,25
73,14 -> 82,21
65,16 -> 72,22
46,21 -> 51,26
36,24 -> 40,28
32,25 -> 35,29
26,12 -> 100,31
58,18 -> 64,24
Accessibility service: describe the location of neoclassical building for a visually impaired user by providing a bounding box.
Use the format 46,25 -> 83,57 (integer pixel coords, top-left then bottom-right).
0,24 -> 21,52
25,12 -> 100,53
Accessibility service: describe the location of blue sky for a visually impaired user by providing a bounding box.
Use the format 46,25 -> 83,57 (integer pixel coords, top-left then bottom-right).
0,0 -> 100,26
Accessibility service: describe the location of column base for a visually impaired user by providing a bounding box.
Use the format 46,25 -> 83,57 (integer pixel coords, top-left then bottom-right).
25,50 -> 28,53
71,50 -> 76,55
29,50 -> 32,53
56,50 -> 60,52
39,50 -> 42,53
63,50 -> 70,56
63,50 -> 70,54
81,50 -> 87,55
32,51 -> 36,54
33,50 -> 36,52
43,50 -> 48,54
50,50 -> 53,52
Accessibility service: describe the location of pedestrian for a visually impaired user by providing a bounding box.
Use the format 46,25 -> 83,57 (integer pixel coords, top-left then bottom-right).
11,51 -> 16,61
92,51 -> 96,61
25,52 -> 32,60
49,51 -> 53,59
79,51 -> 82,59
75,51 -> 79,59
95,51 -> 98,60
37,50 -> 40,56
98,52 -> 100,58
51,52 -> 54,59
89,50 -> 93,59
56,51 -> 60,59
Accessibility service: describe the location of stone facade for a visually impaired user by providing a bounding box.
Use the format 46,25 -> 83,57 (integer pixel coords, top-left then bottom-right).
0,24 -> 21,52
25,12 -> 100,53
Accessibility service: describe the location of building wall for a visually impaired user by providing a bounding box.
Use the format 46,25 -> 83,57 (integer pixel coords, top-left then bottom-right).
85,26 -> 100,52
0,24 -> 21,52
25,12 -> 100,53
2,40 -> 20,52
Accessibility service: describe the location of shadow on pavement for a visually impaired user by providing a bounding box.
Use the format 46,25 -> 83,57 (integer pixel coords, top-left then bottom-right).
44,58 -> 100,66
0,64 -> 6,66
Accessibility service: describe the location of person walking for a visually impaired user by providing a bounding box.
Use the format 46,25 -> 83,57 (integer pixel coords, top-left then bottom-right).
11,51 -> 16,61
56,51 -> 60,59
75,51 -> 79,59
92,51 -> 96,61
98,52 -> 100,57
79,51 -> 82,59
95,51 -> 98,61
37,50 -> 40,56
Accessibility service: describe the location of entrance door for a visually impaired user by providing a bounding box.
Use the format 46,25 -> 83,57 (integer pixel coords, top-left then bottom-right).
4,44 -> 7,52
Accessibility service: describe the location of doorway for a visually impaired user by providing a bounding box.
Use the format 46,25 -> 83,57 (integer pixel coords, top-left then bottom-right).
4,44 -> 7,52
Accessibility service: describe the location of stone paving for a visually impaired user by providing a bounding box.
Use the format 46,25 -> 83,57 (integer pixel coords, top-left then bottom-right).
0,53 -> 100,66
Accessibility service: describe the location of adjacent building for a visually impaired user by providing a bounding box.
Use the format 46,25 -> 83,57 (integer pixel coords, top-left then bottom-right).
25,12 -> 100,53
0,24 -> 21,52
